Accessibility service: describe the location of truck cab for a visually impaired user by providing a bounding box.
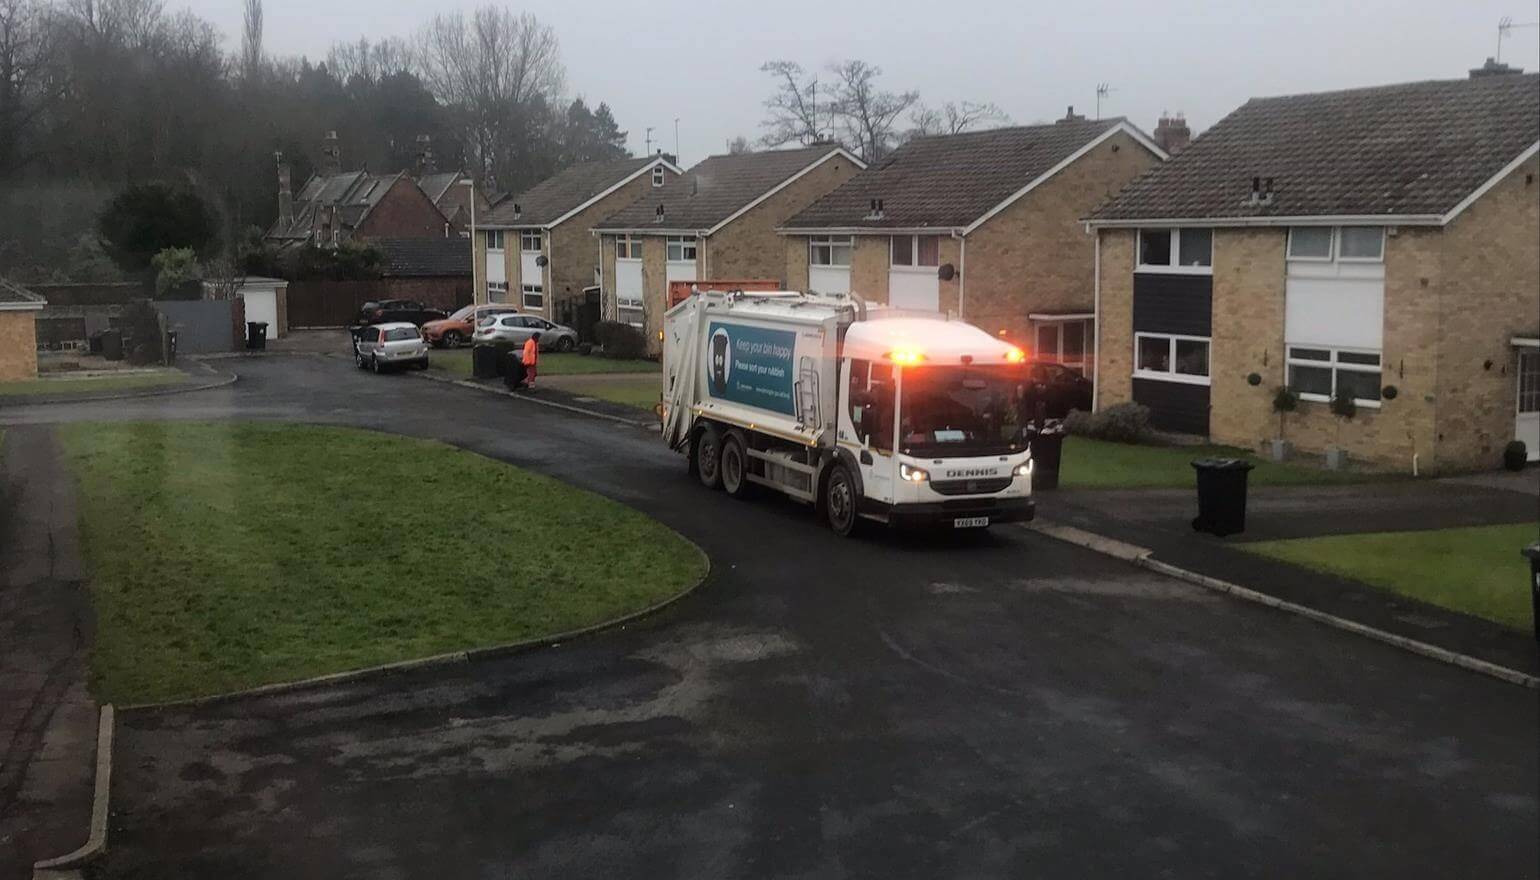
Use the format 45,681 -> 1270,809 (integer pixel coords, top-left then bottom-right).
662,290 -> 1036,536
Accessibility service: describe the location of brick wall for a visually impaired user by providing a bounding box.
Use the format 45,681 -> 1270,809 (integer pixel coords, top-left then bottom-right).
1094,229 -> 1136,409
702,153 -> 860,281
851,236 -> 890,303
783,237 -> 809,291
0,312 -> 39,380
548,168 -> 669,317
1207,228 -> 1287,449
964,130 -> 1160,339
356,177 -> 453,240
599,233 -> 618,316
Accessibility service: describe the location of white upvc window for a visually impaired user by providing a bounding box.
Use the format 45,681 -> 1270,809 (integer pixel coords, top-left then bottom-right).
890,234 -> 940,268
1287,226 -> 1385,263
1136,228 -> 1212,273
487,281 -> 509,303
665,236 -> 697,262
652,166 -> 666,187
810,235 -> 853,267
485,230 -> 505,251
1520,351 -> 1540,415
1286,346 -> 1382,406
521,284 -> 544,309
615,234 -> 641,261
519,231 -> 542,252
1133,332 -> 1211,385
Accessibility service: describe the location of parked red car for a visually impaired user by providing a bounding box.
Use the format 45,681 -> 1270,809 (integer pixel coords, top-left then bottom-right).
421,304 -> 521,348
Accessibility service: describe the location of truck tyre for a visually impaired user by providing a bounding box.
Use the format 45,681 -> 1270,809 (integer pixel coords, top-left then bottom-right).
694,423 -> 724,490
823,464 -> 858,537
721,431 -> 752,498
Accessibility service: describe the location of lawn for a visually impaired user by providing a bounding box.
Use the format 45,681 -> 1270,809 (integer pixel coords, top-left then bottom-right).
430,348 -> 657,378
1240,524 -> 1538,630
1058,437 -> 1387,489
0,370 -> 186,397
62,422 -> 706,703
556,376 -> 662,412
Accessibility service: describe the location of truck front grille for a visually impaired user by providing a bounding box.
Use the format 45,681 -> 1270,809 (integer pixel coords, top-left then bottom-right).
929,477 -> 1012,496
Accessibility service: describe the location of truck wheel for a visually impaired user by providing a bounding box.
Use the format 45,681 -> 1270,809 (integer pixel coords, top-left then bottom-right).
823,464 -> 858,536
694,424 -> 723,490
721,431 -> 752,498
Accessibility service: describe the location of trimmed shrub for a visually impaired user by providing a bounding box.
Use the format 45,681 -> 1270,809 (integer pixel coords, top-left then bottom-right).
1063,402 -> 1150,443
594,321 -> 647,359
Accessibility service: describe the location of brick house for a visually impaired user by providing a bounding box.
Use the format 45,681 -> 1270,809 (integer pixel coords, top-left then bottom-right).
475,155 -> 680,325
417,170 -> 486,236
0,278 -> 45,380
1086,71 -> 1540,471
593,145 -> 864,349
779,117 -> 1164,377
265,132 -> 454,250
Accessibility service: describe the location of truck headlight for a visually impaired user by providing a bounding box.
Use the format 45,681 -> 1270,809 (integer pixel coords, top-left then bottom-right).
1013,460 -> 1034,478
899,463 -> 929,482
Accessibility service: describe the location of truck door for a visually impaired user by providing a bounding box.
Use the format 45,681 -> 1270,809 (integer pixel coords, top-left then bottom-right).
843,359 -> 895,504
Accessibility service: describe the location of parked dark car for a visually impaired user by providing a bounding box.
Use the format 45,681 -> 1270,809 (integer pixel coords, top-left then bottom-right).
1022,361 -> 1094,420
352,299 -> 450,328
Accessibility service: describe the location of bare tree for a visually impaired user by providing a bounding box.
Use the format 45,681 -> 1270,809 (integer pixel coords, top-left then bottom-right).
415,6 -> 563,191
0,0 -> 58,176
825,60 -> 917,163
726,134 -> 751,154
909,100 -> 1009,138
239,0 -> 261,81
756,60 -> 822,148
327,35 -> 417,85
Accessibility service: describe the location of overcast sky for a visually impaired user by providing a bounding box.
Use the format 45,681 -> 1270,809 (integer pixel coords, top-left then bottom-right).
192,0 -> 1540,166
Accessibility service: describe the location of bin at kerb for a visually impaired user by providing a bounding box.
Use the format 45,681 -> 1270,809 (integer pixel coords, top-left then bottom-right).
1191,458 -> 1255,537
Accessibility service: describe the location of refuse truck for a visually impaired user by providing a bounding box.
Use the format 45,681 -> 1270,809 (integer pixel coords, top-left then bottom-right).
661,289 -> 1037,535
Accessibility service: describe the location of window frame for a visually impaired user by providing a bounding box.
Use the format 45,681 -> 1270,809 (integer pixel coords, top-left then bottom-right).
652,166 -> 665,187
519,231 -> 542,253
486,281 -> 509,303
1336,226 -> 1386,263
1286,227 -> 1334,261
1286,345 -> 1383,407
890,234 -> 941,270
1518,350 -> 1540,415
485,230 -> 506,252
1132,331 -> 1212,386
809,235 -> 853,268
665,236 -> 698,263
1136,227 -> 1212,275
615,234 -> 641,261
521,283 -> 544,310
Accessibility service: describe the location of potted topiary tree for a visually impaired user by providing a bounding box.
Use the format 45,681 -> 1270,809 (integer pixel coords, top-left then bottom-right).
1326,390 -> 1357,470
1270,387 -> 1298,462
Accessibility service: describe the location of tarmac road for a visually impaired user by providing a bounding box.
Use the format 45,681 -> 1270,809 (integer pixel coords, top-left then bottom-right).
3,355 -> 1535,879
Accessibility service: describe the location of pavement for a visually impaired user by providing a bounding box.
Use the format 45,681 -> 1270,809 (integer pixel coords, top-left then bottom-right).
0,427 -> 96,879
1049,479 -> 1540,676
0,356 -> 1536,878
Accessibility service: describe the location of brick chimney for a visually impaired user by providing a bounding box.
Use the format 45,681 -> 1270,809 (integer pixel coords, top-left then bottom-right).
1153,113 -> 1192,154
1470,57 -> 1523,78
276,151 -> 293,230
415,134 -> 436,175
320,130 -> 341,176
1057,105 -> 1087,124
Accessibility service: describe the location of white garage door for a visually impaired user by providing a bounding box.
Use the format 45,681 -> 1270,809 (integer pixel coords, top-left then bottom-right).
243,288 -> 280,339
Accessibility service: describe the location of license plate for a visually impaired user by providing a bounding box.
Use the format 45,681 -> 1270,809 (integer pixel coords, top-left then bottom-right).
953,517 -> 989,529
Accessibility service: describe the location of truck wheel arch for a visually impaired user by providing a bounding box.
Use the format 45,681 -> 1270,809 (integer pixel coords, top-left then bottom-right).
817,448 -> 866,517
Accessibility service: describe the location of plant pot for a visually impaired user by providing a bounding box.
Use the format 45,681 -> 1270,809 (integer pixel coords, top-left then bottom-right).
1325,447 -> 1348,471
1269,438 -> 1291,462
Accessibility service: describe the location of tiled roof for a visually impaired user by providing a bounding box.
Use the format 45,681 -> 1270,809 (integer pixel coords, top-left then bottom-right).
268,171 -> 404,240
783,120 -> 1132,230
417,172 -> 463,205
1090,73 -> 1540,223
0,277 -> 46,307
482,157 -> 663,228
373,237 -> 472,277
595,146 -> 853,232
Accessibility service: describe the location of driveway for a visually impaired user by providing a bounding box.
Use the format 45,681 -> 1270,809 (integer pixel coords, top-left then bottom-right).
2,356 -> 1535,879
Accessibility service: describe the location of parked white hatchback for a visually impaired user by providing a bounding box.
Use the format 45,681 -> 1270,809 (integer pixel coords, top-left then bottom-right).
354,322 -> 430,372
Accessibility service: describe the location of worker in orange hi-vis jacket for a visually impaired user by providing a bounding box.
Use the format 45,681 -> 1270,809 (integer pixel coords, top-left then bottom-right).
521,332 -> 541,389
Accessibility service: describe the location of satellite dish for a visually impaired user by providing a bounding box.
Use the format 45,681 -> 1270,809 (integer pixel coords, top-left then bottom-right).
535,255 -> 549,267
937,263 -> 956,282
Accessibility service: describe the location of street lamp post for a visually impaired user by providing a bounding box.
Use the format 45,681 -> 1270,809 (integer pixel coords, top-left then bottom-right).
460,177 -> 480,304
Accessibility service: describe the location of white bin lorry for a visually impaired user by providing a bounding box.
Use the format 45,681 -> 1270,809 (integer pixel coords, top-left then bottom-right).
661,289 -> 1037,535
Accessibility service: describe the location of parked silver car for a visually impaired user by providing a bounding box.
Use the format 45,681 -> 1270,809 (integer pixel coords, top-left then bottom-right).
353,322 -> 430,372
472,314 -> 579,351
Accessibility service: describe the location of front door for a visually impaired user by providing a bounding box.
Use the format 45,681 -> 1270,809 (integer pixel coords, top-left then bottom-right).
1517,348 -> 1539,461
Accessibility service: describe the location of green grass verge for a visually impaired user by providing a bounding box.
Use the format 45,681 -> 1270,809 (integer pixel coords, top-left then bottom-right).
556,377 -> 662,411
0,371 -> 186,397
1059,437 -> 1389,489
430,348 -> 657,378
62,422 -> 706,703
1240,524 -> 1538,629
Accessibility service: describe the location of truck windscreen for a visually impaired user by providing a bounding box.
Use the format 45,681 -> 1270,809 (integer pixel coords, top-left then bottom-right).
898,365 -> 1029,458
